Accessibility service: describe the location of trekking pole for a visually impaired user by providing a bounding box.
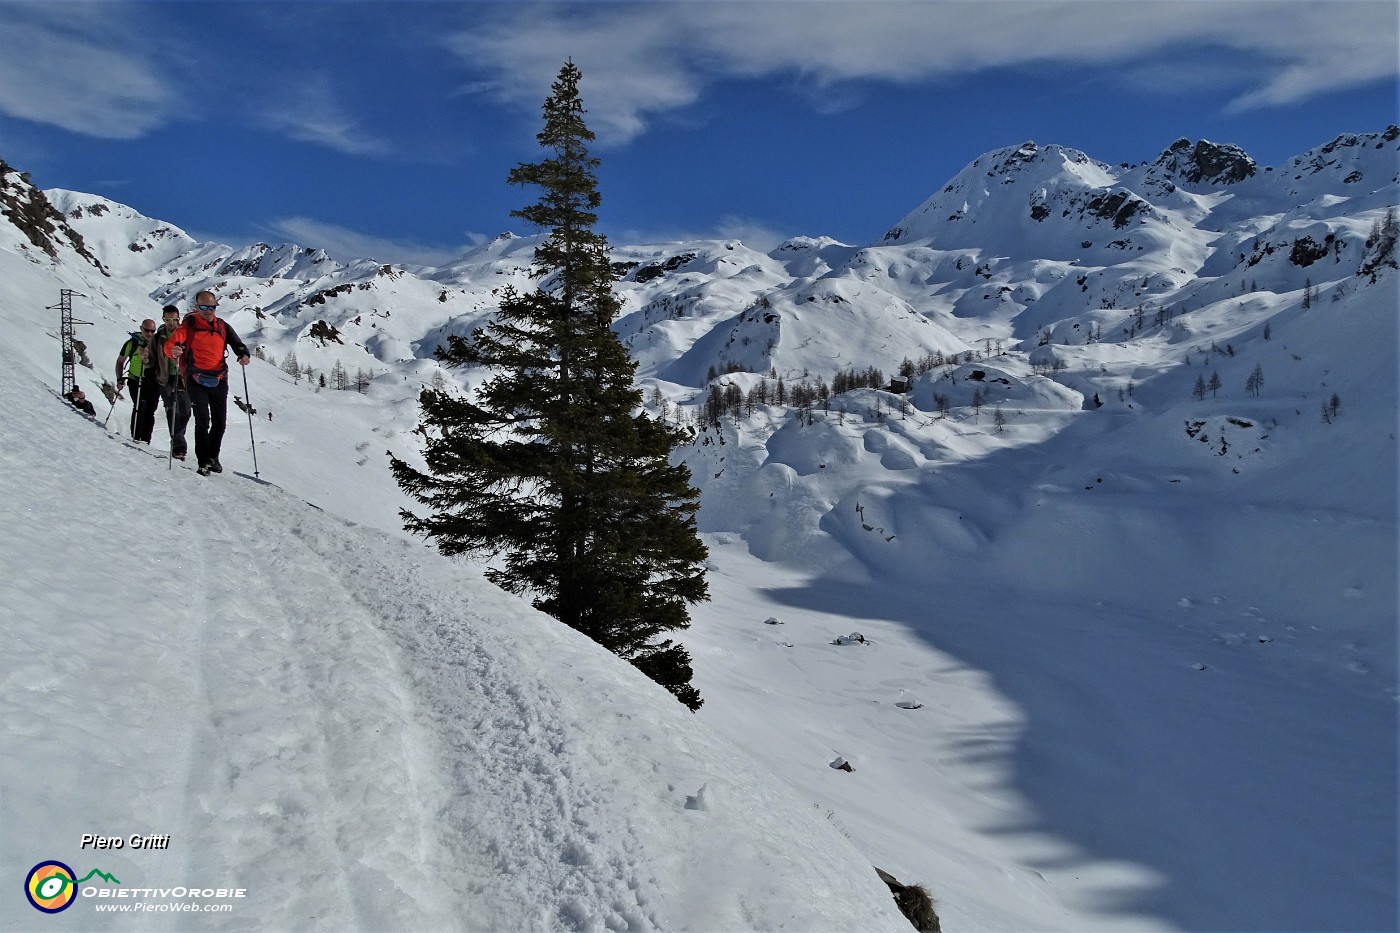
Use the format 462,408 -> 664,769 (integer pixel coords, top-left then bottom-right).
100,390 -> 119,430
241,365 -> 259,478
131,379 -> 143,439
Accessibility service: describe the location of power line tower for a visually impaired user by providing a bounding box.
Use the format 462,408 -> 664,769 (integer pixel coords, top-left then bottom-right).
50,289 -> 91,394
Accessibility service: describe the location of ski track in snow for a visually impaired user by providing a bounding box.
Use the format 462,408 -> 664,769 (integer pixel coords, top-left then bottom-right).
179,508 -> 452,930
15,439 -> 664,931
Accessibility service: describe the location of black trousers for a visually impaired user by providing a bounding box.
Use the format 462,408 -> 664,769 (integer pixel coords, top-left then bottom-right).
187,378 -> 229,466
160,382 -> 192,457
126,376 -> 159,442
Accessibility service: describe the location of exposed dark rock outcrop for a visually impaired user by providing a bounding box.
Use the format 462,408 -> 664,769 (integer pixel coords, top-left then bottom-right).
1084,190 -> 1147,229
633,252 -> 697,284
1154,138 -> 1257,185
1289,235 -> 1331,267
308,319 -> 344,344
875,868 -> 941,932
0,158 -> 106,272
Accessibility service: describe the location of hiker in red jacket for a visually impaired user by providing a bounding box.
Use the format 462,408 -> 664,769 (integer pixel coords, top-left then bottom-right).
165,291 -> 250,476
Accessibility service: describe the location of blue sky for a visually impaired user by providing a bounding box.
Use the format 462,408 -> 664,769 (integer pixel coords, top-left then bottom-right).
1,1 -> 1396,265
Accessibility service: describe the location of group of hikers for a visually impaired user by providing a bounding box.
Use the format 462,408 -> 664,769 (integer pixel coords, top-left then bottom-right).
70,290 -> 251,477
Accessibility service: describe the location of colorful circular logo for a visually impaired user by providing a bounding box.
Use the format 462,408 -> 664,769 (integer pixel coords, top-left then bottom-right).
25,861 -> 77,913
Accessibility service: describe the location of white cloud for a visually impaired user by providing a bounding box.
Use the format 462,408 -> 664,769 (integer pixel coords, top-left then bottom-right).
0,8 -> 178,139
446,1 -> 1399,144
264,216 -> 480,267
257,75 -> 395,158
614,214 -> 791,252
446,9 -> 704,144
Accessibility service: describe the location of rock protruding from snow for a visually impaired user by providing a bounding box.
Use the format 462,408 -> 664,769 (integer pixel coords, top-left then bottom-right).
1151,138 -> 1257,188
1,172 -> 105,271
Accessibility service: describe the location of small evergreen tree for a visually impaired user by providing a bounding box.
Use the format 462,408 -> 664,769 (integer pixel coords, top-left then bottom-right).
1192,375 -> 1207,401
1208,371 -> 1222,398
390,61 -> 708,709
281,350 -> 301,383
1245,364 -> 1265,397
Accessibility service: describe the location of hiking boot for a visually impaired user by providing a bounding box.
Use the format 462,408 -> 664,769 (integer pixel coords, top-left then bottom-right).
197,462 -> 212,476
172,450 -> 186,461
209,458 -> 223,473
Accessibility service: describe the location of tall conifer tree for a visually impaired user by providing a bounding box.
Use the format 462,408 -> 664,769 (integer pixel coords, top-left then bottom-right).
390,62 -> 708,709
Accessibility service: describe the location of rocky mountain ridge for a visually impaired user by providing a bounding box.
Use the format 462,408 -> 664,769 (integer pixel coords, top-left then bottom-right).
17,128 -> 1393,412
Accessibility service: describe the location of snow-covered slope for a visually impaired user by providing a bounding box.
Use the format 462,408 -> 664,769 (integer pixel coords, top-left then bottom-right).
4,126 -> 1397,931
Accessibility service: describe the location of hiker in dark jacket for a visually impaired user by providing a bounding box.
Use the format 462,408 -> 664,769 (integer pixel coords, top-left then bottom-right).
116,319 -> 160,442
151,305 -> 192,461
165,291 -> 250,476
65,386 -> 96,416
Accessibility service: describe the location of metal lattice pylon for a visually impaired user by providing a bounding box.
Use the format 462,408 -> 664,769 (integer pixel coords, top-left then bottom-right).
50,289 -> 91,394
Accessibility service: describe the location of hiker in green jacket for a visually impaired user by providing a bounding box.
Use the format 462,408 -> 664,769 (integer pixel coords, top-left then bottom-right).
115,319 -> 159,442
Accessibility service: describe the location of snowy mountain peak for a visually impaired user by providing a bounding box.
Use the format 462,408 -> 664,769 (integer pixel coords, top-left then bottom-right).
1274,125 -> 1400,195
46,187 -> 203,278
1150,138 -> 1257,187
48,188 -> 179,227
216,241 -> 343,280
978,140 -> 1102,180
775,235 -> 847,252
881,140 -> 1120,246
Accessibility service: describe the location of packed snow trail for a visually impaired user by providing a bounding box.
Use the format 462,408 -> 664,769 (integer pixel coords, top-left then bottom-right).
0,350 -> 909,932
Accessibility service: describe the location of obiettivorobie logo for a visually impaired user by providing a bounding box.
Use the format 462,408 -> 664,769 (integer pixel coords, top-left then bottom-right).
24,861 -> 120,913
23,858 -> 246,916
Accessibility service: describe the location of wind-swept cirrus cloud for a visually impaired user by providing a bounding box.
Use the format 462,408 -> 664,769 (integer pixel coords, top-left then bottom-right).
257,75 -> 395,158
265,216 -> 482,267
447,0 -> 1398,144
0,6 -> 178,139
617,214 -> 791,252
